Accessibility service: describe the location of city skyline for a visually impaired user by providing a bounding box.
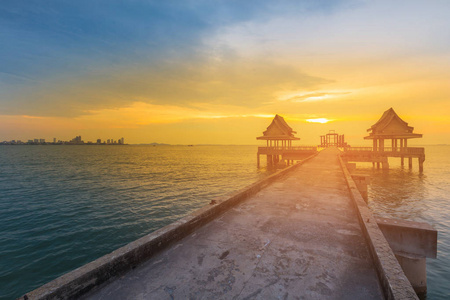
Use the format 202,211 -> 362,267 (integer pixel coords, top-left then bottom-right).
1,135 -> 125,145
1,1 -> 449,145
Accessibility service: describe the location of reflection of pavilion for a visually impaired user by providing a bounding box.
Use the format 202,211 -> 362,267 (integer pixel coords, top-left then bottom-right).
256,115 -> 317,168
343,108 -> 425,171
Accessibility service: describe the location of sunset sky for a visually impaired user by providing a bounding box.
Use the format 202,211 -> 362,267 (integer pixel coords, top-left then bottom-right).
1,0 -> 449,145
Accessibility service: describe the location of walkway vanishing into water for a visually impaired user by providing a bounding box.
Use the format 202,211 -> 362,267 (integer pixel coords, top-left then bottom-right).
84,148 -> 384,299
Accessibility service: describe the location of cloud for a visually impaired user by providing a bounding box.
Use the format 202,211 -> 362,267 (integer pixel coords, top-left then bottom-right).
0,0 -> 350,83
2,56 -> 330,117
278,91 -> 351,103
0,0 -> 360,118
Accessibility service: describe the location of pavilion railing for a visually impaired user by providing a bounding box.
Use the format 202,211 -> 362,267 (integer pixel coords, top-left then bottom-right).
258,146 -> 317,152
344,147 -> 424,155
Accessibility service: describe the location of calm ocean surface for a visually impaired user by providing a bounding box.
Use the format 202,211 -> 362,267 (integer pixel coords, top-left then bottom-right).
0,145 -> 449,299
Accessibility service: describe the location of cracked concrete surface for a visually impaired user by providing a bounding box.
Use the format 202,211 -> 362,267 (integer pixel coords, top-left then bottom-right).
84,148 -> 383,300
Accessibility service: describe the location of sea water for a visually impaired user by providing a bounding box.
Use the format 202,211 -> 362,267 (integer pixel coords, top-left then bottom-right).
0,145 -> 449,299
362,145 -> 450,300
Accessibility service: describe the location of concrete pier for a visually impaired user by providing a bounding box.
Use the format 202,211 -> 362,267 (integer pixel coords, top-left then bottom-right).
22,148 -> 424,300
83,148 -> 384,299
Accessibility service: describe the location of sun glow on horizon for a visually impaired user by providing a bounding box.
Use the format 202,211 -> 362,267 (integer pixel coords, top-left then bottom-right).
306,118 -> 333,124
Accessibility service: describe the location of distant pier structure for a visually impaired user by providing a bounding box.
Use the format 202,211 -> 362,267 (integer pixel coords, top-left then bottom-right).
256,115 -> 317,168
319,130 -> 349,148
343,108 -> 425,171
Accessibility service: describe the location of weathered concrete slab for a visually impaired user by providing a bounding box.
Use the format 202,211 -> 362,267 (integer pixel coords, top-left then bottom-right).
84,148 -> 384,300
376,217 -> 437,259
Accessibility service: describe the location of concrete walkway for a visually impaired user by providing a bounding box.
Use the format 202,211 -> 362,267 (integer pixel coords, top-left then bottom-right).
84,148 -> 383,300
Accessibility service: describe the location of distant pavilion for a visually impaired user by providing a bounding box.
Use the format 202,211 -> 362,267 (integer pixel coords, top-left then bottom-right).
256,115 -> 316,168
319,130 -> 349,148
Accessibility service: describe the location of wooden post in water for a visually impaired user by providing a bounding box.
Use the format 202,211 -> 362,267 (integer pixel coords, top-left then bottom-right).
382,157 -> 389,169
257,153 -> 260,168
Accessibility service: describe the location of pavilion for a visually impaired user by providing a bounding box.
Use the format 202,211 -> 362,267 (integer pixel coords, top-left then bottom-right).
256,114 -> 300,149
364,107 -> 422,152
256,115 -> 316,168
344,108 -> 425,171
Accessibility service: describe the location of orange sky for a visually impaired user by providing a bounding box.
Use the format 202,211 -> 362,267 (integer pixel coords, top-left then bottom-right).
1,1 -> 449,145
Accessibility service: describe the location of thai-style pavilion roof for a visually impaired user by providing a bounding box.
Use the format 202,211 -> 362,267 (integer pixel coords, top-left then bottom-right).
256,114 -> 300,140
364,108 -> 422,139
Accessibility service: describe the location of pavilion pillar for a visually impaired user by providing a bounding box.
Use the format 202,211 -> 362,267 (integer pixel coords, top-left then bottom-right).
400,139 -> 404,165
409,157 -> 413,169
404,139 -> 408,148
257,153 -> 260,168
373,139 -> 377,152
380,139 -> 385,152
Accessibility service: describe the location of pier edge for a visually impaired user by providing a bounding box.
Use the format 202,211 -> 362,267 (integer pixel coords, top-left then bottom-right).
338,155 -> 419,300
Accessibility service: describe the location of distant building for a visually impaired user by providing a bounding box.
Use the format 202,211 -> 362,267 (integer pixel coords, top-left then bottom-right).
319,130 -> 348,148
70,136 -> 83,144
1,135 -> 125,146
